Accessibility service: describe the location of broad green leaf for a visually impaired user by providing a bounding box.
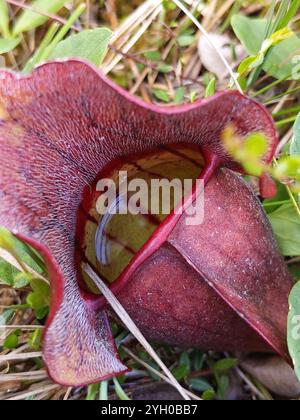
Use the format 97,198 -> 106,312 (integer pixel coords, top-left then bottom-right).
23,4 -> 85,72
172,364 -> 190,381
202,389 -> 216,400
213,358 -> 238,373
144,51 -> 161,61
0,227 -> 45,273
153,89 -> 170,102
157,63 -> 173,73
0,256 -> 18,286
13,271 -> 32,288
26,277 -> 50,319
0,37 -> 20,54
0,0 -> 10,38
188,378 -> 213,392
13,0 -> 68,36
288,280 -> 300,381
0,226 -> 46,274
232,15 -> 300,79
264,35 -> 300,80
290,112 -> 300,155
268,204 -> 300,256
231,15 -> 266,55
49,28 -> 112,66
177,34 -> 195,47
4,329 -> 21,350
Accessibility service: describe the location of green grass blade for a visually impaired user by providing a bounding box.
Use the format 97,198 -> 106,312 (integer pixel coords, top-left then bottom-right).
13,0 -> 68,36
23,23 -> 59,73
278,0 -> 300,29
0,0 -> 10,38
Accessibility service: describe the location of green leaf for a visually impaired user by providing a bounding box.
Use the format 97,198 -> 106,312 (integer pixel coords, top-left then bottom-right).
13,0 -> 69,36
86,383 -> 100,401
217,375 -> 230,399
192,351 -> 204,370
268,27 -> 293,46
172,364 -> 190,381
0,227 -> 46,273
144,51 -> 161,61
238,55 -> 263,76
0,0 -> 10,38
268,204 -> 300,256
213,358 -> 238,373
232,15 -> 300,79
202,389 -> 216,400
174,87 -> 185,104
0,37 -> 20,54
49,28 -> 112,66
189,378 -> 213,393
26,278 -> 50,320
278,0 -> 300,29
288,280 -> 300,381
264,34 -> 300,80
4,329 -> 21,350
190,91 -> 198,103
113,377 -> 131,401
0,309 -> 14,326
153,89 -> 170,103
23,23 -> 59,73
177,34 -> 195,47
179,351 -> 191,371
290,112 -> 300,155
231,15 -> 266,55
205,78 -> 216,98
13,271 -> 32,289
0,256 -> 18,286
157,63 -> 173,74
29,328 -> 42,350
163,0 -> 177,11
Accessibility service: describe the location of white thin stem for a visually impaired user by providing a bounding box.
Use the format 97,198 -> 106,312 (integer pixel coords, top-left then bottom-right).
5,384 -> 60,401
0,352 -> 42,362
123,346 -> 202,400
103,6 -> 162,74
83,263 -> 191,401
172,0 -> 243,93
0,325 -> 44,329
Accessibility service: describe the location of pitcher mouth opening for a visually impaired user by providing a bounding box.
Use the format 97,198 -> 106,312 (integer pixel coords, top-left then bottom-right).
75,143 -> 215,306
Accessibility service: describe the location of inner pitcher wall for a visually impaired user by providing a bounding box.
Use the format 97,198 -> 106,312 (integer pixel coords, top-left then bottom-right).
76,145 -> 204,293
